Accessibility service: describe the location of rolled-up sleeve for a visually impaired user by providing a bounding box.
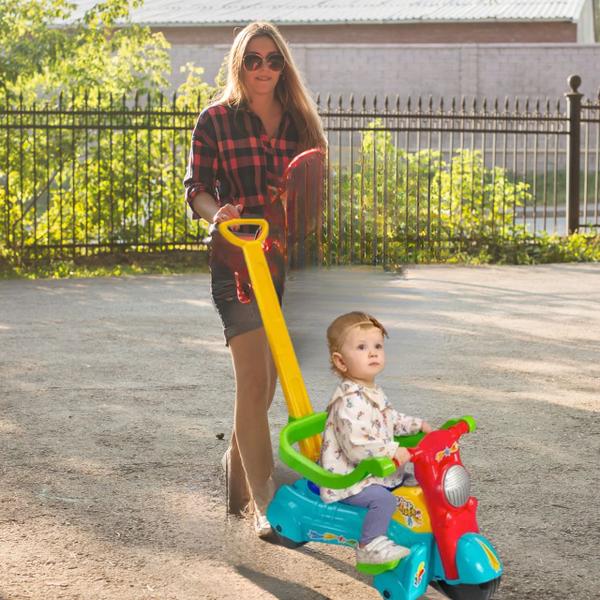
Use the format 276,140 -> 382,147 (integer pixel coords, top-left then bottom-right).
183,109 -> 218,219
333,395 -> 399,464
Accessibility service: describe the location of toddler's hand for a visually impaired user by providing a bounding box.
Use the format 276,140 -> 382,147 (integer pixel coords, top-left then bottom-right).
393,447 -> 411,467
421,421 -> 433,434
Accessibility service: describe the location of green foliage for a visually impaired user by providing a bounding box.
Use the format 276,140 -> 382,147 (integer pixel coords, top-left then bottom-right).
176,63 -> 217,111
324,121 -> 598,266
1,0 -> 170,100
0,249 -> 209,279
0,0 -> 219,266
0,96 -> 211,259
0,0 -> 72,88
525,232 -> 600,263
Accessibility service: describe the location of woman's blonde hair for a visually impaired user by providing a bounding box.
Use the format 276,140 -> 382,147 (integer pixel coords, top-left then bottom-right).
326,312 -> 388,375
217,22 -> 327,152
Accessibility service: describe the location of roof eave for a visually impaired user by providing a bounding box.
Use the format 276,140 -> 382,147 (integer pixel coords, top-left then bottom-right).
141,18 -> 579,27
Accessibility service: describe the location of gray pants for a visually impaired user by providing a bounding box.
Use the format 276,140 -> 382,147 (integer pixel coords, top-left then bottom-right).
340,484 -> 398,545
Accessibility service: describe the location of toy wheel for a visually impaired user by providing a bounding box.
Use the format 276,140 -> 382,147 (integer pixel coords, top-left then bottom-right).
271,529 -> 307,549
431,577 -> 501,600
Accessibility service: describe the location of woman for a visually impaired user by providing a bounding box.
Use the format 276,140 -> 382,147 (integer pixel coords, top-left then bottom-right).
183,22 -> 326,537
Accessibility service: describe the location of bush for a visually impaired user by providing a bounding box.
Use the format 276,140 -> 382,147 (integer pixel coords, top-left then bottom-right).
324,121 -> 598,266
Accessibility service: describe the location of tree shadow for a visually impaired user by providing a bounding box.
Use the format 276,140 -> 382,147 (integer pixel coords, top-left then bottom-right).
234,564 -> 332,600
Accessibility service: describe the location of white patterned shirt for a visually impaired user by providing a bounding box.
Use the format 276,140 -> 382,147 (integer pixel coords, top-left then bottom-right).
319,379 -> 423,503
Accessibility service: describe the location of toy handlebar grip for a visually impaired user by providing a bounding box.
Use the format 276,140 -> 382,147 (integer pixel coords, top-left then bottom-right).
407,416 -> 477,463
450,420 -> 472,438
218,218 -> 269,247
449,416 -> 476,439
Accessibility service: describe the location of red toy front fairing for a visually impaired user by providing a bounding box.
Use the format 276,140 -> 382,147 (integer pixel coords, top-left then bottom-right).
409,421 -> 478,581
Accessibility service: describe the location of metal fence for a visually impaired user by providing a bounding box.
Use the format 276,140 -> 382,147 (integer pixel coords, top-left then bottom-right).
1,91 -> 200,263
1,75 -> 598,267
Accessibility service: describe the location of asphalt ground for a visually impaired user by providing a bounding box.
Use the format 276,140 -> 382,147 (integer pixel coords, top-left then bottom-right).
1,264 -> 599,599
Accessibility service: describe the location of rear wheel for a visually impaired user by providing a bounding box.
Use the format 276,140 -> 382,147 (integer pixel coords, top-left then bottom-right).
431,577 -> 501,600
270,527 -> 307,549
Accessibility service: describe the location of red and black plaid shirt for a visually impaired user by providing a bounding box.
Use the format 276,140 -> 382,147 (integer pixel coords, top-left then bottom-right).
184,103 -> 299,217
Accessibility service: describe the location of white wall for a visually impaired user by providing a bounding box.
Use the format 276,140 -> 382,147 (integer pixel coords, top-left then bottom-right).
168,43 -> 600,105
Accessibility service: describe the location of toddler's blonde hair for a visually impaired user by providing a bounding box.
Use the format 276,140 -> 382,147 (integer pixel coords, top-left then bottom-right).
326,311 -> 388,375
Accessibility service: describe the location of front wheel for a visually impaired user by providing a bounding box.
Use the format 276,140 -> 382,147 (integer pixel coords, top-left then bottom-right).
431,577 -> 501,600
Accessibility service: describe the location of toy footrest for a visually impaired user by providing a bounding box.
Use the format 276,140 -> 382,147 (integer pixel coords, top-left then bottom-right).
356,558 -> 403,575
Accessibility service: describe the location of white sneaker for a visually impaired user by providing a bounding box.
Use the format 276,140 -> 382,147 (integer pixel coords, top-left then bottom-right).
253,506 -> 272,538
355,536 -> 410,565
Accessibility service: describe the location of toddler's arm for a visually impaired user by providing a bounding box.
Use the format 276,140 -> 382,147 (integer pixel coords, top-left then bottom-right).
332,396 -> 399,463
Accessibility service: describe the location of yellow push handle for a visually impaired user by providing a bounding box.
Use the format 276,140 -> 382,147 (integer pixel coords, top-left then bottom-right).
218,218 -> 269,247
218,219 -> 321,461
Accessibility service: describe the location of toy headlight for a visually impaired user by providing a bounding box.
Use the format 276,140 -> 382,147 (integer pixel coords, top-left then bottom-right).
443,465 -> 470,507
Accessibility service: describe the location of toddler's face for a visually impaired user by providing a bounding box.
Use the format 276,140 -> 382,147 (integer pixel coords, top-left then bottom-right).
334,325 -> 385,386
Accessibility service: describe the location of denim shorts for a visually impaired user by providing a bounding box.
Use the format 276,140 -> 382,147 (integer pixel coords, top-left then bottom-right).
210,268 -> 284,345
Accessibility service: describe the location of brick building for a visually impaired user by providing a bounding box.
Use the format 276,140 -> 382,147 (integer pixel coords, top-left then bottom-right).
71,1 -> 600,101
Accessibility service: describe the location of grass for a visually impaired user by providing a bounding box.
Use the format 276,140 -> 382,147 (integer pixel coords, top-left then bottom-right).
0,250 -> 209,280
2,231 -> 599,281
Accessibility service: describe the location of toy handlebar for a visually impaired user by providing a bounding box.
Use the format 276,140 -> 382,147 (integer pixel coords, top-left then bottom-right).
407,416 -> 476,462
395,416 -> 476,448
279,414 -> 476,487
280,412 -> 396,489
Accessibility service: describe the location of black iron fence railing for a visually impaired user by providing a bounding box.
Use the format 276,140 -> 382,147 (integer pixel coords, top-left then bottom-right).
1,91 -> 202,263
1,75 -> 598,267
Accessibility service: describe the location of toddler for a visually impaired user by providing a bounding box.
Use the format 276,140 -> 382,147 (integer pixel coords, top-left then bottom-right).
319,311 -> 432,566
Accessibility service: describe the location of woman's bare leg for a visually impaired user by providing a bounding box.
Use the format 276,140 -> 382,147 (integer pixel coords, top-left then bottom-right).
228,326 -> 277,513
224,431 -> 251,515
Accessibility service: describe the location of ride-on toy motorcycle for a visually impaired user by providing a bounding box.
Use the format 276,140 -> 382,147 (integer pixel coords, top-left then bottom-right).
219,218 -> 503,600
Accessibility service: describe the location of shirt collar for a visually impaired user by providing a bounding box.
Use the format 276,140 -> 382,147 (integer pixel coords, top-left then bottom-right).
335,379 -> 387,410
229,104 -> 290,141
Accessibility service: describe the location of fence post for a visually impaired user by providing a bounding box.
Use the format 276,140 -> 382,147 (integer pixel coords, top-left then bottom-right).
565,74 -> 582,234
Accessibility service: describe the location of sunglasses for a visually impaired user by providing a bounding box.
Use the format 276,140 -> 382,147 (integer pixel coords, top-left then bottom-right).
243,52 -> 285,72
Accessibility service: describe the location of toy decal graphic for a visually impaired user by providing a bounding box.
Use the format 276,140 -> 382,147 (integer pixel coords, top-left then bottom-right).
413,561 -> 426,587
307,530 -> 358,547
476,538 -> 502,572
435,441 -> 459,462
391,487 -> 432,532
396,497 -> 423,529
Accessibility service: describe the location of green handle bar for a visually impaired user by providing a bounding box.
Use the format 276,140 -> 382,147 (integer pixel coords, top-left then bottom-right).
279,413 -> 477,489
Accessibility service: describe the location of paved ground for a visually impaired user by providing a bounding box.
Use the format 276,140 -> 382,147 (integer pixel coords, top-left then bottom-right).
1,264 -> 599,600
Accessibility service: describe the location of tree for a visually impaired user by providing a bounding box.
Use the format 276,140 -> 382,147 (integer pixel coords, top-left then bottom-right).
0,0 -> 170,100
0,1 -> 217,262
